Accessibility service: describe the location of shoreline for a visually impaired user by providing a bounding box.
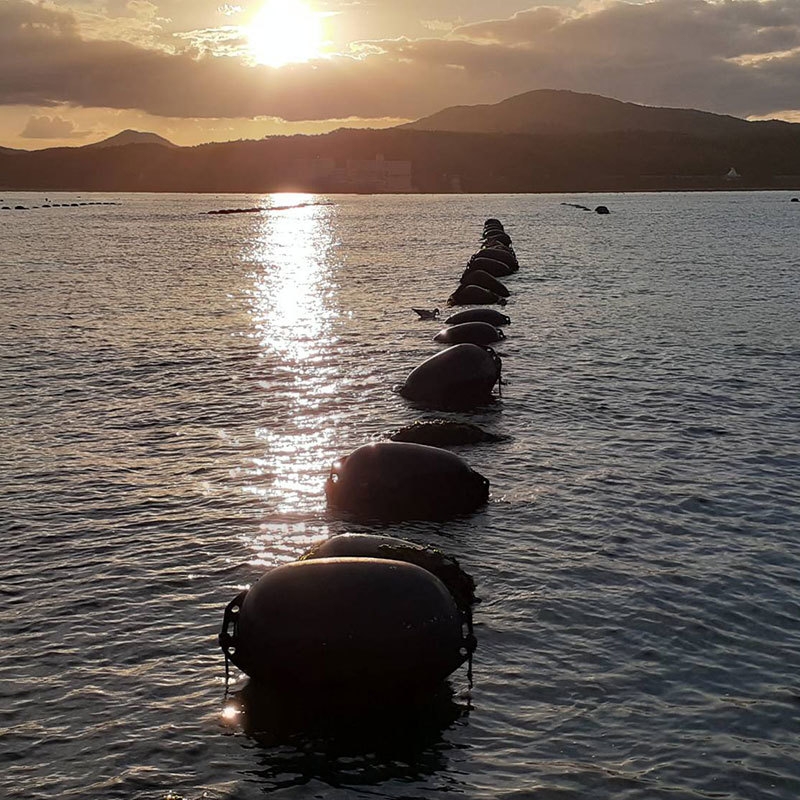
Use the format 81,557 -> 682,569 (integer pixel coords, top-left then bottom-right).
2,185 -> 799,196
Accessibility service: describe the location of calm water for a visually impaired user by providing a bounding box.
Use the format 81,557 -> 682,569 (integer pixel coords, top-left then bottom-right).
1,191 -> 799,800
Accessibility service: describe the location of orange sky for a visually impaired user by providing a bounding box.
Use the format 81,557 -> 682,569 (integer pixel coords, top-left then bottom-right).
2,0 -> 799,150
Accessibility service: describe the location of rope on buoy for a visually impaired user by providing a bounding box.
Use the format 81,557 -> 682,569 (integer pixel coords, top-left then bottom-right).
218,590 -> 247,695
485,346 -> 502,397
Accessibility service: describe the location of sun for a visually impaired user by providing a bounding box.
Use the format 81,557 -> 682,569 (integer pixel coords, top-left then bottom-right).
246,0 -> 323,67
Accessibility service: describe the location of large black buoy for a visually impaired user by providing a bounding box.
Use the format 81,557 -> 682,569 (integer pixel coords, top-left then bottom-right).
399,343 -> 502,409
465,256 -> 514,278
325,440 -> 489,519
434,321 -> 505,345
445,308 -> 511,327
301,533 -> 478,613
459,269 -> 510,297
472,247 -> 518,271
447,284 -> 506,306
390,419 -> 505,447
219,557 -> 470,696
483,231 -> 512,247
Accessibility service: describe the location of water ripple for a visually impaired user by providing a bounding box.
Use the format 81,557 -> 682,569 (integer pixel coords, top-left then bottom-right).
1,191 -> 799,799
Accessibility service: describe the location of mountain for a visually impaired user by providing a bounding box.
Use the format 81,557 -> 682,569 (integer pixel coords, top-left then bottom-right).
1,92 -> 799,193
87,129 -> 176,149
400,89 -> 790,137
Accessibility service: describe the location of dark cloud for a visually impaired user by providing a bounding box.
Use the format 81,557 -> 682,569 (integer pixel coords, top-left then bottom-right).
1,0 -> 799,121
20,114 -> 89,139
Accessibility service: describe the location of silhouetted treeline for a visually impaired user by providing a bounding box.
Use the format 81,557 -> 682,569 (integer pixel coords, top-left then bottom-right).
2,127 -> 800,193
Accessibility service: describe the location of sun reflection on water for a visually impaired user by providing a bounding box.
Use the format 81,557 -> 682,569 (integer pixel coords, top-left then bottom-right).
241,195 -> 341,556
249,195 -> 338,363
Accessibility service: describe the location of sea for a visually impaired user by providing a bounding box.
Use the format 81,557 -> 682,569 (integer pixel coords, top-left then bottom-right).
1,191 -> 799,800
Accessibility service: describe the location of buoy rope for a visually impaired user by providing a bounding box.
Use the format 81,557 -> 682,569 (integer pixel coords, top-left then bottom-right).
223,648 -> 231,697
218,590 -> 247,695
489,348 -> 503,397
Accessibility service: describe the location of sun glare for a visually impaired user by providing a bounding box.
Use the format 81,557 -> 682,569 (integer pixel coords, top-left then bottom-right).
246,0 -> 323,67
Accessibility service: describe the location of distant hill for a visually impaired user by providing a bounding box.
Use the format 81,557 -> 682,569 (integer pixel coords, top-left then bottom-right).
87,129 -> 176,149
400,89 -> 792,136
2,91 -> 800,193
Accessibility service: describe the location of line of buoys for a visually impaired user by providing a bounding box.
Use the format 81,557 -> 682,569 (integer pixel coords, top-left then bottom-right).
206,201 -> 334,215
404,221 -> 517,407
442,218 -> 520,310
0,200 -> 119,211
218,217 -> 522,708
208,206 -> 263,214
408,217 -> 519,406
561,201 -> 611,214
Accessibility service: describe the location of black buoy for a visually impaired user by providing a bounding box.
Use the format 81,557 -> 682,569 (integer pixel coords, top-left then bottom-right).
326,440 -> 490,519
390,419 -> 505,447
447,284 -> 506,306
471,247 -> 518,271
444,308 -> 511,327
465,257 -> 514,278
399,344 -> 502,410
434,321 -> 505,345
459,269 -> 510,297
483,231 -> 512,246
301,533 -> 478,612
219,557 -> 471,697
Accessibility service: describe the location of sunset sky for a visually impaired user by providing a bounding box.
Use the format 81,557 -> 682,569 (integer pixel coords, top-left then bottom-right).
2,0 -> 799,149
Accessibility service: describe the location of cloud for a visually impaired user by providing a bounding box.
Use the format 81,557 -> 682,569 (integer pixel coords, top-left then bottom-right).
420,18 -> 459,33
20,114 -> 89,139
172,25 -> 247,57
1,0 -> 800,123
